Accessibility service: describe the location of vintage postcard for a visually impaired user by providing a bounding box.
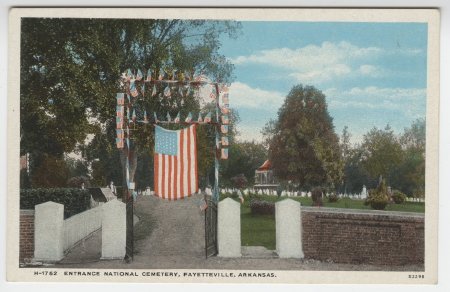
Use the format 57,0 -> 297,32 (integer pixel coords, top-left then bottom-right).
7,7 -> 439,284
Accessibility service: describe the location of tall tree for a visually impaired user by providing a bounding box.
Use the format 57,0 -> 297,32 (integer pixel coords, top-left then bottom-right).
20,18 -> 241,190
359,125 -> 404,183
391,119 -> 426,197
266,85 -> 343,190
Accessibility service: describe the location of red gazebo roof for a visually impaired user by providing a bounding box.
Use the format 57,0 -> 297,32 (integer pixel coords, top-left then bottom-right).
257,160 -> 272,171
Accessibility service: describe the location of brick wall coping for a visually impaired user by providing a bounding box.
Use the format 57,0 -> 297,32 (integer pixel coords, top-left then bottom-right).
300,206 -> 424,218
20,209 -> 35,215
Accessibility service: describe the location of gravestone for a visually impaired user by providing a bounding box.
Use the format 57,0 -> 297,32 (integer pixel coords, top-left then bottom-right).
101,199 -> 126,259
218,198 -> 241,257
34,201 -> 64,261
275,199 -> 304,258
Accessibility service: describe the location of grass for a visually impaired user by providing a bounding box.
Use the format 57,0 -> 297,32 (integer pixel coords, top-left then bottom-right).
233,194 -> 425,250
241,204 -> 276,250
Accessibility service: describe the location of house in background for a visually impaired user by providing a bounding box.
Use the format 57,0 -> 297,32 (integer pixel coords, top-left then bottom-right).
254,160 -> 279,190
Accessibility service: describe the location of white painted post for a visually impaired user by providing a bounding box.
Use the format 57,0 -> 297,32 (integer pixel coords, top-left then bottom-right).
218,198 -> 241,257
101,199 -> 126,259
34,201 -> 65,262
275,199 -> 304,258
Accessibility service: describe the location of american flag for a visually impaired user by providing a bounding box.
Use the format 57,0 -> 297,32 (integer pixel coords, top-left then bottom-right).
154,125 -> 198,200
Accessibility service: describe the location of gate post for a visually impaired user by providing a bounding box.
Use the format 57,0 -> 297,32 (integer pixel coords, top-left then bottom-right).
275,199 -> 304,258
34,201 -> 64,262
101,199 -> 126,259
217,198 -> 241,257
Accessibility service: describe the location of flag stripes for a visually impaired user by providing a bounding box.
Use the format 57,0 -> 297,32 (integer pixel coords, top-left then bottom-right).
154,125 -> 198,200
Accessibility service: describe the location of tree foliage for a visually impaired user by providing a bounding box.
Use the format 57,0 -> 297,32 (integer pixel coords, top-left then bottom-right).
220,141 -> 267,187
266,85 -> 343,189
360,125 -> 404,180
20,18 -> 241,189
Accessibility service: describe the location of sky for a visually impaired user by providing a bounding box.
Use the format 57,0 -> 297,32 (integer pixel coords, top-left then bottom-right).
218,22 -> 428,144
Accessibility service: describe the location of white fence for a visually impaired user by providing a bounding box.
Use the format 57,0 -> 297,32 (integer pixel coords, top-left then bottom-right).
34,199 -> 125,262
63,207 -> 102,251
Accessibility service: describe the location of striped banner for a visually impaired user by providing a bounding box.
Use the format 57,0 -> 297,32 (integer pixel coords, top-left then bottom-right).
154,124 -> 198,200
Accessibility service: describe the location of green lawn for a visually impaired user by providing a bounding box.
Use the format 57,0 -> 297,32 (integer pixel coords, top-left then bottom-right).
241,205 -> 276,250
235,194 -> 425,250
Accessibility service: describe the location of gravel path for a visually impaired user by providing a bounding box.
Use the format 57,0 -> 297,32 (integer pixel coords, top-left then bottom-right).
54,195 -> 423,271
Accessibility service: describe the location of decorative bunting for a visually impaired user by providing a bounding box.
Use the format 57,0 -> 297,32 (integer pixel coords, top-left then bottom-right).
116,129 -> 124,139
164,86 -> 171,97
158,68 -> 165,80
146,69 -> 152,82
220,106 -> 230,115
221,136 -> 229,146
154,112 -> 159,123
184,70 -> 191,81
220,125 -> 228,134
116,105 -> 124,117
143,110 -> 148,123
141,83 -> 145,96
126,69 -> 133,80
178,86 -> 184,97
166,112 -> 172,122
197,112 -> 203,123
116,93 -> 125,105
221,115 -> 229,125
172,69 -> 177,81
116,138 -> 124,149
116,116 -> 124,129
221,148 -> 228,160
174,112 -> 180,123
204,112 -> 212,123
152,85 -> 157,97
130,81 -> 139,97
185,112 -> 193,123
136,69 -> 143,81
209,86 -> 217,100
222,93 -> 229,105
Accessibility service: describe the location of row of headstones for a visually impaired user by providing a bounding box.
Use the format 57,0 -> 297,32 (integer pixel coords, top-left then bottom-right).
139,186 -> 368,200
139,186 -> 424,202
218,198 -> 304,258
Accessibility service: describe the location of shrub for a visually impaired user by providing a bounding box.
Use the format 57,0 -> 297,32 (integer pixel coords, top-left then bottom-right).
327,193 -> 339,203
311,187 -> 323,207
364,179 -> 389,210
20,188 -> 91,218
391,190 -> 407,204
250,200 -> 275,215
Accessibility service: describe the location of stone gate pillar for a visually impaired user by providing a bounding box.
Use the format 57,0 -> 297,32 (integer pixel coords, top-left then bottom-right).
218,198 -> 241,257
34,201 -> 64,262
101,199 -> 126,259
276,199 -> 304,258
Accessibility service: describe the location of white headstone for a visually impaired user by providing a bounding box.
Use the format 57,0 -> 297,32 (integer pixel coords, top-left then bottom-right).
275,199 -> 304,258
218,198 -> 241,257
34,201 -> 65,261
101,199 -> 126,259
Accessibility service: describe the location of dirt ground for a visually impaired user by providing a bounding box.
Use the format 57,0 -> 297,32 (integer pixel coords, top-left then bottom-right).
49,195 -> 423,271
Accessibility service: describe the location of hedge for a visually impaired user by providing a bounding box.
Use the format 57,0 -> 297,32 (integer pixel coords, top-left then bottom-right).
250,200 -> 275,215
20,188 -> 91,218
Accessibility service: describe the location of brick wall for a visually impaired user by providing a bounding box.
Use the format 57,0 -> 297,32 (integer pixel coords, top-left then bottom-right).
20,209 -> 34,262
302,207 -> 424,266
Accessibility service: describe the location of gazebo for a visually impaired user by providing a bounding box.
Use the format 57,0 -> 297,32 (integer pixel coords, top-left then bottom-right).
254,160 -> 279,190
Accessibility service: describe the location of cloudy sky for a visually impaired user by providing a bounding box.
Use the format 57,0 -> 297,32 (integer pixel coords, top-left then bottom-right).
219,22 -> 427,144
